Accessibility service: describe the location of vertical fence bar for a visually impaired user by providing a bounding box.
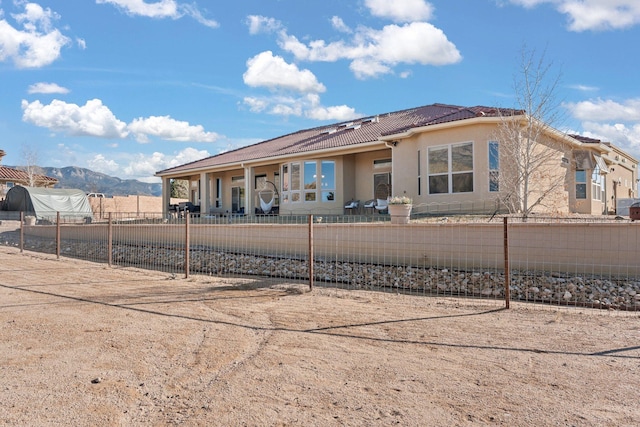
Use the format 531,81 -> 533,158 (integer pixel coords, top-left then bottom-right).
503,216 -> 510,309
56,212 -> 61,260
185,213 -> 190,279
19,211 -> 24,253
308,214 -> 314,291
108,212 -> 113,267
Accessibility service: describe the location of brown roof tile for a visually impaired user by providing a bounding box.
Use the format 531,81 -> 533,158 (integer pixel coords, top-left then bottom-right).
157,103 -> 522,176
0,166 -> 58,184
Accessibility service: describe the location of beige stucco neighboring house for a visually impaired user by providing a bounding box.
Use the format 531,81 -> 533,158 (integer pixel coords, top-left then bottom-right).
155,103 -> 638,218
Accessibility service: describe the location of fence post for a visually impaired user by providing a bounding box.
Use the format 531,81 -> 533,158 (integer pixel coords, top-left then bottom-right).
308,214 -> 314,291
108,212 -> 113,267
503,216 -> 510,309
19,211 -> 24,253
185,213 -> 190,279
56,212 -> 61,260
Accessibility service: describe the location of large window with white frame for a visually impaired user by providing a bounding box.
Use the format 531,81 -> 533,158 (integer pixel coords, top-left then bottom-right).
281,160 -> 336,203
591,165 -> 604,202
575,170 -> 587,199
428,142 -> 474,194
488,141 -> 499,192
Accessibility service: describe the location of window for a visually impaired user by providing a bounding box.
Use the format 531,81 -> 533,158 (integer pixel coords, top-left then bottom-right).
428,142 -> 474,194
591,166 -> 604,201
231,176 -> 245,213
291,162 -> 301,202
575,170 -> 587,199
488,141 -> 499,192
215,178 -> 222,208
373,158 -> 391,169
321,161 -> 335,201
281,160 -> 336,203
304,161 -> 317,201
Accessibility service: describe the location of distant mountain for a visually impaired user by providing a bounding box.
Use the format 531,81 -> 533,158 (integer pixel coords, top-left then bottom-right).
9,166 -> 162,197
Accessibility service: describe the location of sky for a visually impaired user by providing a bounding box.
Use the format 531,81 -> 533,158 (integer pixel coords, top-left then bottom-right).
1,0 -> 640,183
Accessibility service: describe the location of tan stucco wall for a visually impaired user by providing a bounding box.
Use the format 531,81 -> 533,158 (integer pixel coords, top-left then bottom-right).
392,122 -> 572,215
89,195 -> 186,218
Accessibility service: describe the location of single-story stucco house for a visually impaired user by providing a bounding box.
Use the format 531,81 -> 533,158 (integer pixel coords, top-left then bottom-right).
155,103 -> 638,217
0,150 -> 58,200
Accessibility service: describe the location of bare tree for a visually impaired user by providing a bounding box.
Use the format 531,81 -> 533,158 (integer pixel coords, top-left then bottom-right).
20,145 -> 44,187
494,46 -> 568,217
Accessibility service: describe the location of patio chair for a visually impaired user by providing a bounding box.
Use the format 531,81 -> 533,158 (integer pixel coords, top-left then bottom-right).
374,198 -> 388,214
344,199 -> 359,214
363,199 -> 376,214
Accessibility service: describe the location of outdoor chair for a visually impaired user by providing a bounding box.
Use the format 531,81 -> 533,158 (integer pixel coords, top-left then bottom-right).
363,199 -> 376,214
344,199 -> 359,214
374,198 -> 388,214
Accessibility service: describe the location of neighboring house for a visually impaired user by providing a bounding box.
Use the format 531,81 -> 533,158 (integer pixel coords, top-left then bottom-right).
0,150 -> 58,200
155,103 -> 638,217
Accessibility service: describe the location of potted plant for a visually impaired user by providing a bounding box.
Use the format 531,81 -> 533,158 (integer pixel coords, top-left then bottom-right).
387,196 -> 412,224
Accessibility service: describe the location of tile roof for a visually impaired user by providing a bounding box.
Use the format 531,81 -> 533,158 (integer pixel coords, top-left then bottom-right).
157,103 -> 521,176
0,166 -> 58,184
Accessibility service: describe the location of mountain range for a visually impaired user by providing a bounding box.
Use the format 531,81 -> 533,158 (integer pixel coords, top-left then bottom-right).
10,166 -> 162,197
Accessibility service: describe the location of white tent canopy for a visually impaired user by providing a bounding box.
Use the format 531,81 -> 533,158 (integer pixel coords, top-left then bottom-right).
2,186 -> 93,220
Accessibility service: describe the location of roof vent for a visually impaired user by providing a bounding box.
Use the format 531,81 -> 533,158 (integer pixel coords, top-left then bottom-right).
320,128 -> 337,135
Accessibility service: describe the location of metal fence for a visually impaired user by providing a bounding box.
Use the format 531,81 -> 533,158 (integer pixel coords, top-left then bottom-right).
1,211 -> 639,311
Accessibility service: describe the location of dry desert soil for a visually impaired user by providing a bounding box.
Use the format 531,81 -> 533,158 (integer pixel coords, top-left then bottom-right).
0,246 -> 639,426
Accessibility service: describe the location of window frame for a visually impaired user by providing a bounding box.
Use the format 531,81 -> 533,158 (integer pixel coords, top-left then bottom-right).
281,160 -> 336,204
575,170 -> 587,200
488,141 -> 499,192
427,142 -> 474,195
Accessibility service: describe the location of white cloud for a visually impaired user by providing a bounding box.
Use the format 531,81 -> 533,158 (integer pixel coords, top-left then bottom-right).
243,51 -> 326,93
330,16 -> 352,33
278,22 -> 461,79
22,98 -> 220,143
507,0 -> 640,31
127,115 -> 220,143
242,97 -> 268,113
21,98 -> 129,138
565,98 -> 640,121
0,3 -> 70,68
568,84 -> 599,92
365,0 -> 434,23
96,0 -> 218,28
581,122 -> 640,156
565,98 -> 640,158
306,105 -> 358,121
246,15 -> 282,34
87,154 -> 120,174
242,93 -> 360,122
122,147 -> 210,181
27,82 -> 70,94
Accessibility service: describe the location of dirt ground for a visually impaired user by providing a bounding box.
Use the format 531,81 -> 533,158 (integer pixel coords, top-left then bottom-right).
1,245 -> 639,427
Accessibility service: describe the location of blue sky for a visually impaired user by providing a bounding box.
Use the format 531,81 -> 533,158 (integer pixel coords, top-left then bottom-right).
1,0 -> 639,183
